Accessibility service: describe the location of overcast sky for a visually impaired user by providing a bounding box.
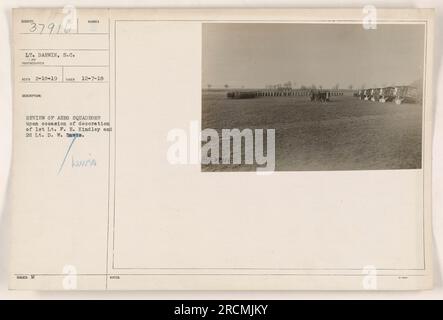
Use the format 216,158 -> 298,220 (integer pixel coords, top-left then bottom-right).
203,23 -> 425,89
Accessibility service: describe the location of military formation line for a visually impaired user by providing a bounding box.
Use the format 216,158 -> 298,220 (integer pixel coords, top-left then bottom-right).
226,85 -> 419,105
226,89 -> 343,100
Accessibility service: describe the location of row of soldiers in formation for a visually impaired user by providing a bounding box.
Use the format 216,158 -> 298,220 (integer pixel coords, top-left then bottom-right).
227,89 -> 343,100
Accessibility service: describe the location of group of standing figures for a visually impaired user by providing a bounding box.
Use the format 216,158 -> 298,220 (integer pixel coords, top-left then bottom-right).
309,91 -> 331,102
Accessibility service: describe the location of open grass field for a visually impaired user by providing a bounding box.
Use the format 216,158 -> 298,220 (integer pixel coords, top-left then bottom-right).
202,90 -> 422,171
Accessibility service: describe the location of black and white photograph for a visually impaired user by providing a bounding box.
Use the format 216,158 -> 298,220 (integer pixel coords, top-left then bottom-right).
202,23 -> 425,171
1,5 -> 438,297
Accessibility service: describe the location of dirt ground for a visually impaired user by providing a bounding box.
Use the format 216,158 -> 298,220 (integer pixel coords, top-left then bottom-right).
202,90 -> 422,171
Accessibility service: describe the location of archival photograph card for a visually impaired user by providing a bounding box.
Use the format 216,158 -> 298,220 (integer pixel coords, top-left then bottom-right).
9,8 -> 434,290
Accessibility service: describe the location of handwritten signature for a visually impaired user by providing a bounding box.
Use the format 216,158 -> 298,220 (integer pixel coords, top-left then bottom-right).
58,136 -> 77,174
58,136 -> 97,174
